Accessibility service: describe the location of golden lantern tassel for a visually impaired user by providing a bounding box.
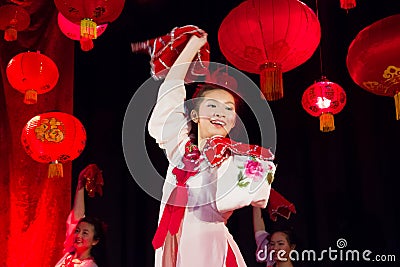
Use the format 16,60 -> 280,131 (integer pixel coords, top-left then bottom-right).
48,160 -> 63,178
319,112 -> 335,132
260,62 -> 283,101
24,89 -> 37,104
394,92 -> 400,120
81,18 -> 97,40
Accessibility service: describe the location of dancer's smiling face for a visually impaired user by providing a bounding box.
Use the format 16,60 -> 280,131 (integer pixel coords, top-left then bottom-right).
191,88 -> 236,142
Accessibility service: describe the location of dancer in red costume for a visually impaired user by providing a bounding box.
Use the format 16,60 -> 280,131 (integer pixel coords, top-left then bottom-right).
55,164 -> 105,267
143,26 -> 295,267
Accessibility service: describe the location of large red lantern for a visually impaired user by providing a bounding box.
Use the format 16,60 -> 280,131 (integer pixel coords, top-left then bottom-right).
0,4 -> 30,41
21,112 -> 86,178
6,51 -> 59,104
302,77 -> 347,132
347,14 -> 400,120
54,0 -> 125,47
218,0 -> 320,101
57,12 -> 108,52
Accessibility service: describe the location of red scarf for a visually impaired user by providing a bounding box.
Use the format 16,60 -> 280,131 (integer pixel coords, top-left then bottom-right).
152,142 -> 200,249
131,25 -> 210,82
203,136 -> 275,167
152,136 -> 296,249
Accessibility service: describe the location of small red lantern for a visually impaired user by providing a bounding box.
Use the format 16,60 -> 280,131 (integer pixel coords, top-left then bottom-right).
347,14 -> 400,120
302,77 -> 347,132
6,51 -> 59,104
54,0 -> 124,47
57,12 -> 108,51
0,4 -> 30,41
21,112 -> 86,178
340,0 -> 356,11
218,0 -> 320,101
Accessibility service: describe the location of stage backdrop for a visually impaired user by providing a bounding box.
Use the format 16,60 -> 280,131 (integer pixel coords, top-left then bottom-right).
0,0 -> 74,266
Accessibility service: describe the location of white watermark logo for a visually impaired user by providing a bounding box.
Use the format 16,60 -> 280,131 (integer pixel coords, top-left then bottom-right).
257,238 -> 397,263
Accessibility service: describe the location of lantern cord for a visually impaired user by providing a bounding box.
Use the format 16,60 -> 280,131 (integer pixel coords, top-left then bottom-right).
315,0 -> 325,77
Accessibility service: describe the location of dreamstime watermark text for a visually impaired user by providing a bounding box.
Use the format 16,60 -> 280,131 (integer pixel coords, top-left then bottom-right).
257,238 -> 397,263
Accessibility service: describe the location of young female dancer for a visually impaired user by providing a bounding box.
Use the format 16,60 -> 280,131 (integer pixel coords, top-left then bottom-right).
148,33 -> 276,267
55,164 -> 105,267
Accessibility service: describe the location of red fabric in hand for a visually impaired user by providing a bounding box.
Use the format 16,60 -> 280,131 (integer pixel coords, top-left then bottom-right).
79,164 -> 104,198
267,188 -> 296,221
131,25 -> 210,82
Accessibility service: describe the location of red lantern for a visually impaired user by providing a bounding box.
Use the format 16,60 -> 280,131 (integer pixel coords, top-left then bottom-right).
302,77 -> 347,132
218,0 -> 320,101
0,4 -> 30,41
347,14 -> 400,120
340,0 -> 356,11
57,12 -> 108,51
21,112 -> 86,178
6,51 -> 59,104
54,0 -> 124,47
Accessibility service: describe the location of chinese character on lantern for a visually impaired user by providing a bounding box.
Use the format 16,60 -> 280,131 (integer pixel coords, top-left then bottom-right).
21,112 -> 86,178
347,14 -> 400,120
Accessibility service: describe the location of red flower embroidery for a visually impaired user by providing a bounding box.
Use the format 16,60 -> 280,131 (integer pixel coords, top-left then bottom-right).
244,159 -> 265,181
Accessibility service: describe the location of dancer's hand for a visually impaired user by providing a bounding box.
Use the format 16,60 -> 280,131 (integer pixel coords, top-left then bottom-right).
187,32 -> 208,51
